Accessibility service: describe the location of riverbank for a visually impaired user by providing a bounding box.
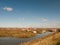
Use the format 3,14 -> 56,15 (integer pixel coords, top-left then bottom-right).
20,32 -> 60,45
0,32 -> 52,45
0,30 -> 36,38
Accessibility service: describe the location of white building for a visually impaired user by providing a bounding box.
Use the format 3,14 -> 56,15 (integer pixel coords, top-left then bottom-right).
33,31 -> 37,33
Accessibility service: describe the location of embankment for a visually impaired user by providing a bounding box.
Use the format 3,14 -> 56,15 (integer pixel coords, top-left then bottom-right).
20,32 -> 60,45
0,30 -> 36,38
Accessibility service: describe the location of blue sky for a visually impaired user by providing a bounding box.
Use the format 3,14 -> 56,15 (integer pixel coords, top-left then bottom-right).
0,0 -> 60,28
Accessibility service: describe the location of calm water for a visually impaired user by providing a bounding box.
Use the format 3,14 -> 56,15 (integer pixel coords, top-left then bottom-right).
0,32 -> 52,45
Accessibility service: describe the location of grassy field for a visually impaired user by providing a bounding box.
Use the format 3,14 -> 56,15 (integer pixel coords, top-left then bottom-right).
0,28 -> 47,38
0,28 -> 60,38
0,29 -> 36,38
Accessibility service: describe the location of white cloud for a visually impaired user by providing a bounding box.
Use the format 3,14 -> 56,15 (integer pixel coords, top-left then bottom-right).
18,17 -> 25,21
41,18 -> 48,22
39,22 -> 60,28
3,7 -> 13,11
36,17 -> 48,22
51,22 -> 60,28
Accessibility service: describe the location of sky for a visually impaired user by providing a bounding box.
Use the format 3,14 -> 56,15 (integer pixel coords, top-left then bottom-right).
0,0 -> 60,28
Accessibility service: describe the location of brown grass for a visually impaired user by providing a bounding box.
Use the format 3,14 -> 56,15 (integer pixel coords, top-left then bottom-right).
0,28 -> 36,38
20,32 -> 60,45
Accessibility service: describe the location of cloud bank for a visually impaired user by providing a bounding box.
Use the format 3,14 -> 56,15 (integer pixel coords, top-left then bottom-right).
3,7 -> 13,12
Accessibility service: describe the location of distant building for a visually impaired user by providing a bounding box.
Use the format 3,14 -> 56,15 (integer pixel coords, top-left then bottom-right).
42,30 -> 46,33
21,28 -> 26,31
50,29 -> 57,32
33,31 -> 37,33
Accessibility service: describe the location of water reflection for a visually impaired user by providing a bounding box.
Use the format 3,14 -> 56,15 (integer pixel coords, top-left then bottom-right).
0,32 -> 52,45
